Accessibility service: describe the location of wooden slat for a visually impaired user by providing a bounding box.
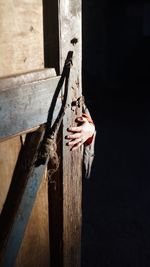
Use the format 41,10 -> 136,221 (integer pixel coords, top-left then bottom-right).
0,68 -> 56,89
0,0 -> 44,78
0,137 -> 22,213
45,1 -> 82,266
59,1 -> 82,267
15,172 -> 49,267
0,127 -> 48,267
0,70 -> 61,140
43,0 -> 82,265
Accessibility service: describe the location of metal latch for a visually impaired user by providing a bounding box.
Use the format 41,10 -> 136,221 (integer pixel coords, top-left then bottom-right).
71,95 -> 84,111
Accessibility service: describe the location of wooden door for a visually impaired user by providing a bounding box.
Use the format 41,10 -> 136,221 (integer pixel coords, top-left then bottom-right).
0,1 -> 50,267
0,1 -> 82,267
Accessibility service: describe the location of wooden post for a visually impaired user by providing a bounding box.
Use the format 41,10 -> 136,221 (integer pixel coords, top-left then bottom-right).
44,0 -> 82,266
59,1 -> 82,267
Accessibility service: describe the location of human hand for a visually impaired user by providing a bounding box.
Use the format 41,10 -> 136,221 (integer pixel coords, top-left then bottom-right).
65,116 -> 95,151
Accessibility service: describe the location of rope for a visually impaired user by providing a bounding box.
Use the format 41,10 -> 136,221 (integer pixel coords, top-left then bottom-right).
35,51 -> 73,178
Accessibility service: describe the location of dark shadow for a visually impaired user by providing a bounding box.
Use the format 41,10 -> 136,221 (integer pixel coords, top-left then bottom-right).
82,1 -> 150,267
43,0 -> 60,74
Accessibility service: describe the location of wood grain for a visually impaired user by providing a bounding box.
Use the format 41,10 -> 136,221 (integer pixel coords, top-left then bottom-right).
59,1 -> 82,266
0,127 -> 48,267
0,72 -> 61,139
0,137 -> 21,213
15,172 -> 49,267
42,1 -> 82,266
15,171 -> 49,267
0,1 -> 50,267
0,0 -> 44,77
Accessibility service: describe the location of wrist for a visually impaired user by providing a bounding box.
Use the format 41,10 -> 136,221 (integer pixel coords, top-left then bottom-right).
85,123 -> 95,145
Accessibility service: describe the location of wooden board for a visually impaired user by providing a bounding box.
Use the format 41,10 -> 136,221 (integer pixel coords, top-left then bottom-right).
15,172 -> 49,267
0,70 -> 61,139
43,1 -> 82,266
0,137 -> 21,213
0,127 -> 49,267
59,1 -> 82,267
0,0 -> 44,77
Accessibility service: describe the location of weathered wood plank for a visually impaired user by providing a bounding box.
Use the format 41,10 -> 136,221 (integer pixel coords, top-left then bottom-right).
0,137 -> 21,213
59,1 -> 82,267
46,1 -> 82,266
0,127 -> 48,267
15,172 -> 49,267
0,71 -> 61,139
0,0 -> 44,78
0,68 -> 56,90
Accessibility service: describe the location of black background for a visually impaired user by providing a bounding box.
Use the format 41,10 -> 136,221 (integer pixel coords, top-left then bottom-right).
82,1 -> 150,266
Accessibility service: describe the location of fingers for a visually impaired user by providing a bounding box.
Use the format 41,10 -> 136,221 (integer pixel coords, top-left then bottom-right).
67,116 -> 87,133
65,115 -> 95,151
65,125 -> 83,151
66,138 -> 82,147
65,132 -> 81,140
67,126 -> 82,133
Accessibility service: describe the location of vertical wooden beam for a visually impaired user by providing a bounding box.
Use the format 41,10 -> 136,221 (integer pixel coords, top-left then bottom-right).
43,1 -> 82,266
59,1 -> 82,267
